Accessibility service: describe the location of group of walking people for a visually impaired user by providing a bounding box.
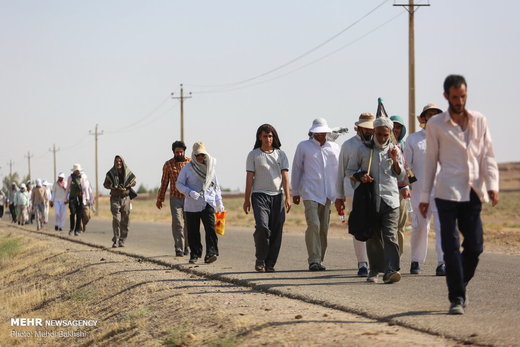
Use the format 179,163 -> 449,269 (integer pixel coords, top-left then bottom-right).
2,74 -> 498,316
238,74 -> 497,315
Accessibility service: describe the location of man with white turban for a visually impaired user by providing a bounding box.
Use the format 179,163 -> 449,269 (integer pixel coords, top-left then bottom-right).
347,117 -> 406,284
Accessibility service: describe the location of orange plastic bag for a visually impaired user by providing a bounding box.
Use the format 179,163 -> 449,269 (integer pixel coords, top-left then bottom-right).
215,211 -> 226,236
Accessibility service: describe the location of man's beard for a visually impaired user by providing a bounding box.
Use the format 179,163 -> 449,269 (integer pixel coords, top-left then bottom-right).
174,155 -> 185,162
449,101 -> 465,115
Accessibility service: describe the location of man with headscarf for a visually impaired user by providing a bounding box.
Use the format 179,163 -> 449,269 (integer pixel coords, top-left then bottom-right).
347,117 -> 406,283
51,172 -> 68,231
15,183 -> 30,225
405,103 -> 445,276
31,179 -> 49,230
65,163 -> 89,236
292,118 -> 340,271
42,180 -> 52,224
104,155 -> 136,248
390,115 -> 410,258
335,113 -> 374,277
8,183 -> 18,222
157,140 -> 191,257
176,142 -> 224,264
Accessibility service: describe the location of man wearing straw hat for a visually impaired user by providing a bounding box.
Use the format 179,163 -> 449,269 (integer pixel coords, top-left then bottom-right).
335,113 -> 374,277
405,103 -> 445,276
347,117 -> 406,283
292,118 -> 340,271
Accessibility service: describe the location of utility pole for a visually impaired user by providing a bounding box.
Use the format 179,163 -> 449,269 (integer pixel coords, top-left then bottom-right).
171,84 -> 192,142
8,160 -> 13,176
49,144 -> 60,182
394,0 -> 430,134
25,151 -> 34,180
89,124 -> 103,215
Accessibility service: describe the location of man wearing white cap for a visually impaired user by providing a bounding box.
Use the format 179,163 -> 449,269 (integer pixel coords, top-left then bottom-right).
347,117 -> 406,284
404,103 -> 445,276
292,118 -> 340,271
335,113 -> 374,277
51,172 -> 68,231
65,163 -> 89,235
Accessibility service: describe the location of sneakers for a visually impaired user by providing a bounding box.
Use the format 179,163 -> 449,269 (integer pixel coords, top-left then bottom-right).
189,257 -> 198,264
410,261 -> 420,274
309,263 -> 326,271
383,271 -> 401,284
118,241 -> 125,248
175,251 -> 184,257
357,266 -> 368,277
436,263 -> 446,276
265,266 -> 275,273
204,254 -> 217,264
69,230 -> 73,235
449,299 -> 465,315
112,243 -> 118,248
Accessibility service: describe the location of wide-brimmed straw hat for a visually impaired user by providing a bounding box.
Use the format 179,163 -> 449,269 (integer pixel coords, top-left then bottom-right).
71,163 -> 82,172
309,118 -> 332,133
419,103 -> 443,117
355,113 -> 375,129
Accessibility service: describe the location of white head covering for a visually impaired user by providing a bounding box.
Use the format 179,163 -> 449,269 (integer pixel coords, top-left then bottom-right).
58,172 -> 65,178
309,118 -> 332,133
36,179 -> 42,187
190,142 -> 217,192
373,117 -> 394,149
71,163 -> 82,172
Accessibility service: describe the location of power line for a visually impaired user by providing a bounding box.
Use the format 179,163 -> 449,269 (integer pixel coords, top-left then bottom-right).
193,11 -> 403,95
187,0 -> 389,91
104,95 -> 171,134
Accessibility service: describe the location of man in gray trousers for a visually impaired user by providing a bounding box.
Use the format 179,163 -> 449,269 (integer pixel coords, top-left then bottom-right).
157,141 -> 191,256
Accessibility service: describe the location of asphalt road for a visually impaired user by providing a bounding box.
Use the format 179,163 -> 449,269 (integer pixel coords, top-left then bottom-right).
6,216 -> 520,346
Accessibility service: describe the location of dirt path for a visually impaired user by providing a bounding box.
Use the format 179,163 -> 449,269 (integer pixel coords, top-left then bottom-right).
0,227 -> 466,346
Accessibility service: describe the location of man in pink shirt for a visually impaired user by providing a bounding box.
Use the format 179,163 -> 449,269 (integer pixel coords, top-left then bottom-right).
419,75 -> 499,315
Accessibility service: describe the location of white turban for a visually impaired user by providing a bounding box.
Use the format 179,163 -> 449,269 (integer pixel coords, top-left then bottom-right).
373,117 -> 394,130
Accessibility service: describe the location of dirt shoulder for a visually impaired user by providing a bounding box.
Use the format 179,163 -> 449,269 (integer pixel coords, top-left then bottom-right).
0,226 -> 467,347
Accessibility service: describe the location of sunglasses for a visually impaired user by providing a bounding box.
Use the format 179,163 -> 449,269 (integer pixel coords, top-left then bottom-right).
195,154 -> 205,157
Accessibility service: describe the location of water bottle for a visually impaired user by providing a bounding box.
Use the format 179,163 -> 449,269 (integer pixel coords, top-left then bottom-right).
339,209 -> 346,223
405,198 -> 413,213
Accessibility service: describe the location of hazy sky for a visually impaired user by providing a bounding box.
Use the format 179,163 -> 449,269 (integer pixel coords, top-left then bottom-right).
1,0 -> 519,193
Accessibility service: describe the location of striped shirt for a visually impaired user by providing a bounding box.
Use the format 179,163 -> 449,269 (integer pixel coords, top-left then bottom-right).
157,158 -> 191,201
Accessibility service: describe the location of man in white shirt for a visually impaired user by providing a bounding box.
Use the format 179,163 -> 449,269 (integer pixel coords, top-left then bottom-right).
292,118 -> 340,271
419,75 -> 499,315
405,103 -> 445,276
335,113 -> 374,277
51,172 -> 68,231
